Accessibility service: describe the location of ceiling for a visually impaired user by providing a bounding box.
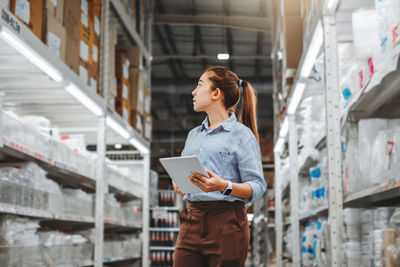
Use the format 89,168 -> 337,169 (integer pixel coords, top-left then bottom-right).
150,0 -> 274,173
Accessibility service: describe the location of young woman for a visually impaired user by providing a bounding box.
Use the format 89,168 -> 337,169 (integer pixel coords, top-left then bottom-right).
173,66 -> 266,267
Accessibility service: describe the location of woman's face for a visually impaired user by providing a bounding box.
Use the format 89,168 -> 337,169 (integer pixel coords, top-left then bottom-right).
192,72 -> 214,112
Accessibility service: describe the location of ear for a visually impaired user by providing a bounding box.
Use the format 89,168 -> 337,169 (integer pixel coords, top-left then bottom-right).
211,88 -> 223,100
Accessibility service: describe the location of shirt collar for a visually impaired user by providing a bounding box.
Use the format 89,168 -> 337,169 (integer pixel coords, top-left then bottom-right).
201,112 -> 236,132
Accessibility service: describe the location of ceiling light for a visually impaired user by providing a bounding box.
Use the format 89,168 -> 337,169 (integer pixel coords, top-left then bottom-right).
106,117 -> 130,140
300,21 -> 323,78
65,83 -> 104,116
0,27 -> 63,82
129,137 -> 150,154
114,143 -> 122,149
217,53 -> 230,60
287,82 -> 306,115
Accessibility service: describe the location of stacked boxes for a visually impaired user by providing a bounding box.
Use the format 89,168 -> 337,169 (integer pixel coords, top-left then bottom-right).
43,0 -> 66,60
88,0 -> 101,93
115,49 -> 131,122
280,0 -> 303,74
10,0 -> 44,40
1,0 -> 10,8
64,0 -> 100,91
143,87 -> 152,141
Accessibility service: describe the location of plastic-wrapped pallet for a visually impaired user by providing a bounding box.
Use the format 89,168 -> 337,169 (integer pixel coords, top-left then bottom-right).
124,199 -> 142,225
0,215 -> 40,247
343,125 -> 361,193
297,95 -> 327,150
104,193 -> 124,221
104,235 -> 142,259
61,188 -> 94,218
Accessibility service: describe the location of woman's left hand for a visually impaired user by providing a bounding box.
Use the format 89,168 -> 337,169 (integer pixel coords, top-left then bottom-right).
189,169 -> 228,193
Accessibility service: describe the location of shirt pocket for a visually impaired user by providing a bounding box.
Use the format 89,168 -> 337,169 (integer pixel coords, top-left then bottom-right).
215,149 -> 236,178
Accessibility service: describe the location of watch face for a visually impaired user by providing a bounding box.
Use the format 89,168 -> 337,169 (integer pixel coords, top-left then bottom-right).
224,189 -> 232,196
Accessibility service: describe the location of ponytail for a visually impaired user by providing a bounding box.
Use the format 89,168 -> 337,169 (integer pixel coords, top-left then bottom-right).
239,80 -> 259,143
205,66 -> 259,143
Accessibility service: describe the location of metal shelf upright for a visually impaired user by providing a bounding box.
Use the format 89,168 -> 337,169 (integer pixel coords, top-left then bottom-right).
0,0 -> 153,266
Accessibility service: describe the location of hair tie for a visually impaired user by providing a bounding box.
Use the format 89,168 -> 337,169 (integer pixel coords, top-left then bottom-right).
238,79 -> 243,87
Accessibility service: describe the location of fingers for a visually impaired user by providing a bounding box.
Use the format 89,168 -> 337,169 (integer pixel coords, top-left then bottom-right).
172,181 -> 184,196
206,169 -> 214,178
191,171 -> 207,181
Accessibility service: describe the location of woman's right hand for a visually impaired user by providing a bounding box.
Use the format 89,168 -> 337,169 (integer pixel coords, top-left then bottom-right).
172,181 -> 184,196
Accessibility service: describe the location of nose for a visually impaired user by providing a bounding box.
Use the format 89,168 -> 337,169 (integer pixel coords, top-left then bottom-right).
192,89 -> 196,96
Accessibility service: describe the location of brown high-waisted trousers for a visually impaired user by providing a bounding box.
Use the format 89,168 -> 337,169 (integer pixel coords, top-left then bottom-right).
173,200 -> 249,267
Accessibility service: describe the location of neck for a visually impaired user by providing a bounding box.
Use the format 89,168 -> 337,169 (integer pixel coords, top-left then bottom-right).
207,108 -> 229,130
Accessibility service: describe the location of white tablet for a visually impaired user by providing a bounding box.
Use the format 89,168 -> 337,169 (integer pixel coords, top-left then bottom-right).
159,155 -> 209,194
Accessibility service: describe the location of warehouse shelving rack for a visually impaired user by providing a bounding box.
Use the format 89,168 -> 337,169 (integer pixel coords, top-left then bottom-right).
273,0 -> 400,266
0,0 -> 154,266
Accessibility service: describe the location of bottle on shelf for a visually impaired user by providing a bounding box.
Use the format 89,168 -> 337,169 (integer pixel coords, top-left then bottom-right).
169,231 -> 175,246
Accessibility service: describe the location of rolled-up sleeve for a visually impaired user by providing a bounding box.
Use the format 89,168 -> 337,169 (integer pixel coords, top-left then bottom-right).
238,135 -> 267,202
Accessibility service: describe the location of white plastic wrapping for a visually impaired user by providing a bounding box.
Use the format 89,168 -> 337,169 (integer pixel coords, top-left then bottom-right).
352,8 -> 381,60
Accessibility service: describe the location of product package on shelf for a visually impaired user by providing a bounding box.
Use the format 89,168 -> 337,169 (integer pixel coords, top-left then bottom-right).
346,2 -> 400,98
151,251 -> 174,267
0,215 -> 92,266
60,188 -> 94,218
150,209 -> 179,228
283,225 -> 293,259
123,199 -> 142,225
300,218 -> 329,267
103,234 -> 141,260
104,193 -> 123,221
158,191 -> 176,207
43,6 -> 66,61
344,118 -> 400,193
64,0 -> 101,90
1,111 -> 97,179
150,231 -> 177,247
9,0 -> 44,40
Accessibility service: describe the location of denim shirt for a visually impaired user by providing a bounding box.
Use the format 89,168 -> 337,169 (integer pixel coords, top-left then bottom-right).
181,112 -> 266,203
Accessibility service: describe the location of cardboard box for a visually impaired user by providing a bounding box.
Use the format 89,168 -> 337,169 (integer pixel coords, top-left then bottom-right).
89,63 -> 99,93
130,110 -> 143,134
43,9 -> 66,60
116,76 -> 130,101
143,87 -> 151,115
115,50 -> 131,79
89,0 -> 101,42
283,14 -> 303,70
1,0 -> 10,9
129,67 -> 144,114
10,0 -> 44,40
115,97 -> 131,122
116,46 -> 142,68
79,61 -> 89,85
45,0 -> 63,23
63,0 -> 80,73
280,0 -> 301,16
383,229 -> 400,267
143,114 -> 152,141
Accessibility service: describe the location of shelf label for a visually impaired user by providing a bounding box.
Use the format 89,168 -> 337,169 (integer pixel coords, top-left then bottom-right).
10,142 -> 29,154
2,8 -> 21,33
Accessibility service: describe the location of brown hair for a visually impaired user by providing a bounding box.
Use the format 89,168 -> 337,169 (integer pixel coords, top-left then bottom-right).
205,66 -> 259,143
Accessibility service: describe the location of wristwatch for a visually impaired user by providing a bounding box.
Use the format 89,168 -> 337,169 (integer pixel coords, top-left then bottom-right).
222,181 -> 233,196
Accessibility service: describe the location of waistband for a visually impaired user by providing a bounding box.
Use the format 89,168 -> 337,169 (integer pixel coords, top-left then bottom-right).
188,200 -> 244,210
